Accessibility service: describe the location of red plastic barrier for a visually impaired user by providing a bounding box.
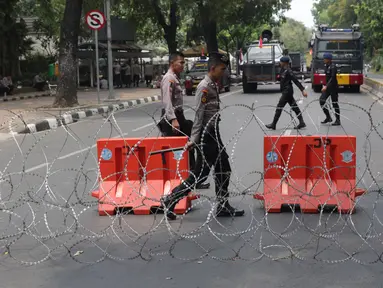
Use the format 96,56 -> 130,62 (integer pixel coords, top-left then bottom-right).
91,137 -> 198,216
254,135 -> 366,213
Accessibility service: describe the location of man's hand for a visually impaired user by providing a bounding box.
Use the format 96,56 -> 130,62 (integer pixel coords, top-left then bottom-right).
172,119 -> 180,133
185,141 -> 195,151
321,86 -> 327,92
302,90 -> 308,97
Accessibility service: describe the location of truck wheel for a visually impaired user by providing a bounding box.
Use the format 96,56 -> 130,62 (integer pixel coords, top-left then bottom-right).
312,84 -> 322,93
186,89 -> 193,96
351,85 -> 360,93
243,83 -> 251,93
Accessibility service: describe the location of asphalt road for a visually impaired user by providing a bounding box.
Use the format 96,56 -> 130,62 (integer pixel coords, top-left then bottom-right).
1,85 -> 383,287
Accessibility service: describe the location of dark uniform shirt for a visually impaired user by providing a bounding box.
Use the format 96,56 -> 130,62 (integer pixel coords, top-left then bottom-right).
160,69 -> 184,121
190,75 -> 220,144
279,67 -> 305,94
325,62 -> 338,89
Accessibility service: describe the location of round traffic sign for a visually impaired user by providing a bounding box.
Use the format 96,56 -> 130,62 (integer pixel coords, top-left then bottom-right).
86,10 -> 106,30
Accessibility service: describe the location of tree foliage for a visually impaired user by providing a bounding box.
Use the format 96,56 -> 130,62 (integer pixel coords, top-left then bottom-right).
278,18 -> 312,53
194,0 -> 291,53
0,0 -> 35,77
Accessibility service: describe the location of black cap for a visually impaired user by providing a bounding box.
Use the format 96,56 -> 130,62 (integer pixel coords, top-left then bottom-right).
209,52 -> 229,65
280,56 -> 290,63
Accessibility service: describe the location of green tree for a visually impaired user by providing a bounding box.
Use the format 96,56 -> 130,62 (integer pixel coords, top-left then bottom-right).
53,0 -> 84,107
0,0 -> 34,77
278,18 -> 312,53
120,0 -> 193,53
354,0 -> 383,57
196,0 -> 291,53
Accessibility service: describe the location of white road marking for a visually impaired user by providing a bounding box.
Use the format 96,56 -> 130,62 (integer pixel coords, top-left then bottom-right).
21,89 -> 242,172
25,163 -> 49,173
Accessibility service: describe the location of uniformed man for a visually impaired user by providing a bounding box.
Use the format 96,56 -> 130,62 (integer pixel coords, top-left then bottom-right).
159,52 -> 210,190
266,56 -> 308,130
161,52 -> 245,221
320,53 -> 341,126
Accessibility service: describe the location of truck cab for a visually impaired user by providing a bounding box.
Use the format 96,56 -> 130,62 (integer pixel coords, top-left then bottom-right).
309,24 -> 364,93
241,30 -> 287,93
184,58 -> 230,96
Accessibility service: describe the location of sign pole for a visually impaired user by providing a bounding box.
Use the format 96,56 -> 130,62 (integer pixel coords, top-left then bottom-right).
85,9 -> 106,103
105,0 -> 114,100
95,29 -> 100,104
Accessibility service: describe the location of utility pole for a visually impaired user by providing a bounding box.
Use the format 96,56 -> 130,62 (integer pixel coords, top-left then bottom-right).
105,0 -> 115,100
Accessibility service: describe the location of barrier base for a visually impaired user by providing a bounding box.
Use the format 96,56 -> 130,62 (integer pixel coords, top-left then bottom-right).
92,182 -> 200,216
254,188 -> 366,214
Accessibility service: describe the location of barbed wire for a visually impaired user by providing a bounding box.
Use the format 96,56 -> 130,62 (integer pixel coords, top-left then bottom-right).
0,92 -> 383,267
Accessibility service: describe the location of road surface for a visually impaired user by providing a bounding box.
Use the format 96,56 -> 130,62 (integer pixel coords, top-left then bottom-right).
1,85 -> 383,287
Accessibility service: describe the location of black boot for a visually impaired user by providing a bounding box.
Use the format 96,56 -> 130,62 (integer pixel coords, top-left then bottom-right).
266,108 -> 282,130
332,119 -> 341,126
294,121 -> 306,130
266,123 -> 276,130
321,116 -> 332,124
332,105 -> 341,126
160,184 -> 190,220
292,107 -> 306,129
160,194 -> 178,220
216,201 -> 245,217
321,108 -> 332,124
196,182 -> 210,189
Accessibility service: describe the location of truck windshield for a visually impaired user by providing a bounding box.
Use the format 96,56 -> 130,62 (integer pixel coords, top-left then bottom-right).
246,45 -> 282,61
190,61 -> 208,72
316,40 -> 361,59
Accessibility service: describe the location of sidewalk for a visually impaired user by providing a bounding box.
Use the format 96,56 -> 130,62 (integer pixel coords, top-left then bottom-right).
0,87 -> 161,134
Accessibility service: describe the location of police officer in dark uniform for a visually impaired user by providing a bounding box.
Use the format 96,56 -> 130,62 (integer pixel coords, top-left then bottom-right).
158,52 -> 210,190
320,53 -> 341,126
161,52 -> 245,220
266,56 -> 308,130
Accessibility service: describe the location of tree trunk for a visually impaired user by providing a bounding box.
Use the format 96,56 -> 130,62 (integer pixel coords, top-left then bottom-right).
153,0 -> 178,53
204,20 -> 218,53
53,0 -> 83,108
198,3 -> 218,54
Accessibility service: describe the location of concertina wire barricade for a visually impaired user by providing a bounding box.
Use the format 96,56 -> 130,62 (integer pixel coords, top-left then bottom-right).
0,95 -> 382,266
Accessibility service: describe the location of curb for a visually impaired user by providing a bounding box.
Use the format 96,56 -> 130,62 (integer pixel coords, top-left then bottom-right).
17,95 -> 160,134
363,77 -> 383,98
3,92 -> 51,102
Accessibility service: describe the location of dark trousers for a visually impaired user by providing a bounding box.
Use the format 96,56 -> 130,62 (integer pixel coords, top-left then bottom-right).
320,88 -> 340,120
133,74 -> 139,87
0,86 -> 10,96
115,74 -> 122,88
169,123 -> 231,204
124,74 -> 132,87
272,92 -> 303,124
159,109 -> 196,171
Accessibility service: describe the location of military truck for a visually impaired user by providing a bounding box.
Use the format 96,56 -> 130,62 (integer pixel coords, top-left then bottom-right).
241,30 -> 288,93
289,52 -> 302,72
309,24 -> 364,93
184,58 -> 230,96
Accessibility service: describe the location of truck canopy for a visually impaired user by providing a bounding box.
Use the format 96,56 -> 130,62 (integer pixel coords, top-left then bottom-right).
315,31 -> 362,41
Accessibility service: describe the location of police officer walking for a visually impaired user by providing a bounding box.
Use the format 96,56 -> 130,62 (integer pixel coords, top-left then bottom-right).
159,52 -> 209,190
161,52 -> 245,221
266,56 -> 308,130
320,53 -> 341,126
